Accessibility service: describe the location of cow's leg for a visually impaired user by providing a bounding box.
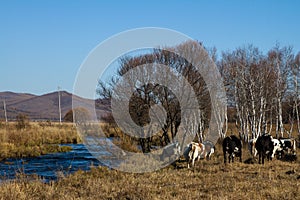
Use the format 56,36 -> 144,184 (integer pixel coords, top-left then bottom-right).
191,150 -> 198,168
187,148 -> 193,168
190,149 -> 197,167
208,148 -> 214,161
224,152 -> 227,163
187,154 -> 191,168
192,156 -> 195,168
206,151 -> 211,160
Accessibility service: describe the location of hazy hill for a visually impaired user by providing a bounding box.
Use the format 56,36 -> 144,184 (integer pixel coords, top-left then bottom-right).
0,91 -> 109,121
0,91 -> 36,105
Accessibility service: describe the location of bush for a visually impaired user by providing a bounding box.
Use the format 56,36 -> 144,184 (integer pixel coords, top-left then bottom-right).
15,114 -> 30,130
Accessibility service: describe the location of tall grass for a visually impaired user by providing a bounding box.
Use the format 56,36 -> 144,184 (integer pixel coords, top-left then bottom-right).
0,122 -> 81,160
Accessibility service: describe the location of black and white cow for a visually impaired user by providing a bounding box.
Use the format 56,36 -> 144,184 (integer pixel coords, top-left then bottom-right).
255,134 -> 274,164
249,137 -> 282,159
271,138 -> 284,159
222,135 -> 242,163
279,138 -> 297,155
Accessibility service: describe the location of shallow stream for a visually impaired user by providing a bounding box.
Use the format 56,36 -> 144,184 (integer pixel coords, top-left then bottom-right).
0,143 -> 102,182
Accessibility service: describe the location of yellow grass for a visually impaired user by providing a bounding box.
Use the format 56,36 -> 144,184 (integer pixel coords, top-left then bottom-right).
0,122 -> 81,160
0,144 -> 299,199
0,122 -> 299,199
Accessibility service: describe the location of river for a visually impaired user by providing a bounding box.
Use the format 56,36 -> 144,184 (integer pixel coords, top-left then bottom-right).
0,143 -> 102,183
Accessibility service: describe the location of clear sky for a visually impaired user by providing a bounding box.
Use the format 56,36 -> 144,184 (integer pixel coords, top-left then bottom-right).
1,0 -> 300,97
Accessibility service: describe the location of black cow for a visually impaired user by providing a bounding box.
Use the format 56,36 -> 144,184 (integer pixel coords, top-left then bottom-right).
222,135 -> 242,163
255,134 -> 274,164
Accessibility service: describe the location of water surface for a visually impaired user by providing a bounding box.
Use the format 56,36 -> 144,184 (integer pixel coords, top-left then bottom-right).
0,144 -> 101,182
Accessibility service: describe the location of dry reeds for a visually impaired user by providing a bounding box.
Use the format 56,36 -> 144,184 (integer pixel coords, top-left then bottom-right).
0,122 -> 80,160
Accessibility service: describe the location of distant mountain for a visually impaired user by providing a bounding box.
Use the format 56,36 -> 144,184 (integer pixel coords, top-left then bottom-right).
0,91 -> 110,121
0,91 -> 36,105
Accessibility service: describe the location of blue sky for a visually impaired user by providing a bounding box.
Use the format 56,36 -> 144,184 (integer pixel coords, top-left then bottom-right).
1,0 -> 300,97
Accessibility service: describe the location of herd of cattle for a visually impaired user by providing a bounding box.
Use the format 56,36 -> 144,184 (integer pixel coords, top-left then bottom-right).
179,134 -> 297,168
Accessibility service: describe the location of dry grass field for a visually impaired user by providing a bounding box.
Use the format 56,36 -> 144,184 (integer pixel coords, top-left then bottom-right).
0,122 -> 299,199
0,122 -> 81,160
0,142 -> 299,200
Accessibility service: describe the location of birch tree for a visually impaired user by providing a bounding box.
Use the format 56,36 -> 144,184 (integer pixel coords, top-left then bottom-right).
288,52 -> 300,138
267,46 -> 293,138
220,46 -> 277,141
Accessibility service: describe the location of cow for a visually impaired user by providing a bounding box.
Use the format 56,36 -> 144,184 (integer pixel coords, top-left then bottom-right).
271,138 -> 284,159
249,137 -> 283,159
183,142 -> 205,168
255,134 -> 274,164
202,140 -> 215,160
279,138 -> 297,155
248,138 -> 258,157
222,135 -> 242,163
160,141 -> 181,162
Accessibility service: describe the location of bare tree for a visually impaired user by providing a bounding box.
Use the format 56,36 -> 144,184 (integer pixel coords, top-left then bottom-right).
294,53 -> 300,137
220,44 -> 297,141
286,52 -> 300,138
220,45 -> 278,141
267,45 -> 294,138
97,41 -> 216,152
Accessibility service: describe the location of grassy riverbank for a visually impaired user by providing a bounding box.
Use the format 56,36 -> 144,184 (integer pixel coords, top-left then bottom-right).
0,144 -> 299,200
0,122 -> 81,160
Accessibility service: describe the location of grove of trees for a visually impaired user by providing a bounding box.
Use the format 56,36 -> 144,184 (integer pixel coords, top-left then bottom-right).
220,44 -> 300,140
97,40 -> 300,153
